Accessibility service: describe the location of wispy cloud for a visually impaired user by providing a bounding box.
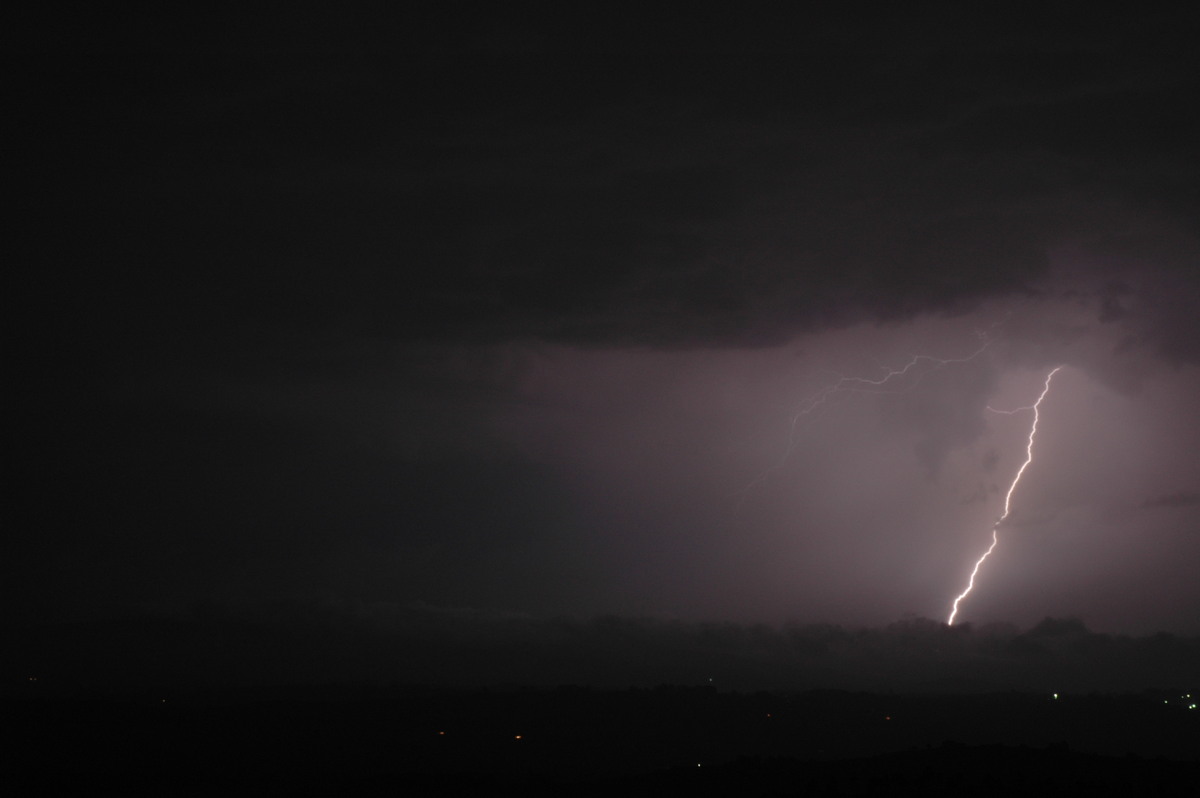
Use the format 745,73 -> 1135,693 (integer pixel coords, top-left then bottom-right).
1140,490 -> 1200,509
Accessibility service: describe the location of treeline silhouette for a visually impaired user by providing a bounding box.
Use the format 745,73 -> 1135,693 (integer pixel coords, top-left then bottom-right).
6,607 -> 1198,694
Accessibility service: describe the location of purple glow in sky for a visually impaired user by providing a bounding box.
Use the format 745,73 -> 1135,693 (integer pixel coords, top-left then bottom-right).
479,295 -> 1199,632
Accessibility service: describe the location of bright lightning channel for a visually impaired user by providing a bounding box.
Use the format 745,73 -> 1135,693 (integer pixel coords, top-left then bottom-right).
947,366 -> 1063,626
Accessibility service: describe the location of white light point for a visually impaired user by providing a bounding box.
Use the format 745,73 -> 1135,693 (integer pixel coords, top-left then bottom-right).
947,366 -> 1063,626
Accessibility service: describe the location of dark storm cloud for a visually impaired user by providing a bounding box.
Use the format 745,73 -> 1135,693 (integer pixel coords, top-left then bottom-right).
17,39 -> 1198,359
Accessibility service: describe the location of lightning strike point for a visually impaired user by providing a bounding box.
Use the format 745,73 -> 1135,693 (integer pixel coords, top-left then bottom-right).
947,366 -> 1063,625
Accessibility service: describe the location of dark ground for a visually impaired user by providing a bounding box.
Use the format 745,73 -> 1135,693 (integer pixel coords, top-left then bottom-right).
6,683 -> 1197,796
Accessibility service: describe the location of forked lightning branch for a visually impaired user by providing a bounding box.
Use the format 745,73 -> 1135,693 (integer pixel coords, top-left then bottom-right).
743,339 -> 1065,626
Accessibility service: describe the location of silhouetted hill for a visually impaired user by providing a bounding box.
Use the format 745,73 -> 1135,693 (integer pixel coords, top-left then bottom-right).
5,609 -> 1198,695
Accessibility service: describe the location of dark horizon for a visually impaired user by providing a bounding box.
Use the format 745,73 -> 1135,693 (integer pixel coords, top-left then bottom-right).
9,604 -> 1199,697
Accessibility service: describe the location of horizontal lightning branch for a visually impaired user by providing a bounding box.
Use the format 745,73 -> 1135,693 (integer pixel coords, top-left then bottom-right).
739,339 -> 992,502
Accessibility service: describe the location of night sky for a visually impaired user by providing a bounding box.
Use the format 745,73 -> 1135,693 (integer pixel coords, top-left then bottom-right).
9,10 -> 1200,686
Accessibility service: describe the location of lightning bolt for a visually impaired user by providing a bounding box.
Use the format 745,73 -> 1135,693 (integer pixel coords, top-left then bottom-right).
947,365 -> 1063,626
739,337 -> 991,502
